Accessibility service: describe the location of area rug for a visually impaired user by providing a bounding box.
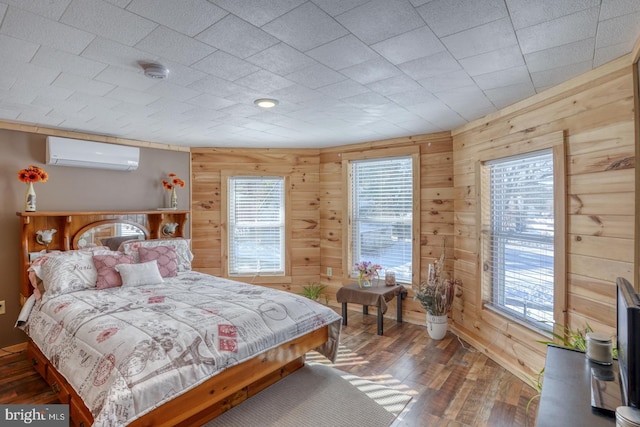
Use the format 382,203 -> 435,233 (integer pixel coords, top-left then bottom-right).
203,363 -> 412,427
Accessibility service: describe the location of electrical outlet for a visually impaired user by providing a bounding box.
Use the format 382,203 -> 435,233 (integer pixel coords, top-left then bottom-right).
327,267 -> 332,277
0,300 -> 5,315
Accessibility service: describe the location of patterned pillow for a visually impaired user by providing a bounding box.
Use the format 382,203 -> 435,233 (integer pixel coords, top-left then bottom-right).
138,246 -> 178,278
119,238 -> 193,272
40,251 -> 98,296
93,253 -> 134,289
116,260 -> 164,287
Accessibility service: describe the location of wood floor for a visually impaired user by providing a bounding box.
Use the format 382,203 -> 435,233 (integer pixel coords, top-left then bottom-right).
0,308 -> 538,426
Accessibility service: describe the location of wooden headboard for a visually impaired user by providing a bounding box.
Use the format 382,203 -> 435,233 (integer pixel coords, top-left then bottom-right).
17,210 -> 189,303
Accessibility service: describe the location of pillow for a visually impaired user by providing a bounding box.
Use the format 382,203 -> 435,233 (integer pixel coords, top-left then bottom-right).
40,251 -> 99,296
100,235 -> 144,251
116,260 -> 164,287
119,238 -> 193,272
138,245 -> 178,278
92,253 -> 134,290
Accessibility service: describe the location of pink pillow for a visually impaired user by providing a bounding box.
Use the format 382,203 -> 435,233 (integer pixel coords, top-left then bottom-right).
138,245 -> 178,278
93,253 -> 134,290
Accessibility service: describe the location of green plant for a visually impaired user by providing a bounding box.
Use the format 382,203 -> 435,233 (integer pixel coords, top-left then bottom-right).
300,282 -> 327,302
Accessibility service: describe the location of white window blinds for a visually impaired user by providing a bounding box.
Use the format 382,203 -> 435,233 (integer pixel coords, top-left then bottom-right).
482,149 -> 555,330
351,157 -> 413,283
228,177 -> 285,275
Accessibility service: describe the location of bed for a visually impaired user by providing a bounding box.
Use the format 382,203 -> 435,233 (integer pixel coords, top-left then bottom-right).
17,211 -> 341,427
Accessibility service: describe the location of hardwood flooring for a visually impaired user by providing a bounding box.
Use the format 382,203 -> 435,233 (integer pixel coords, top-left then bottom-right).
0,308 -> 538,426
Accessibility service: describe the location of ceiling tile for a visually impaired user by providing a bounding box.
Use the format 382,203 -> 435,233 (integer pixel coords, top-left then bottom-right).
60,0 -> 157,46
594,41 -> 632,67
81,37 -> 159,73
0,0 -> 71,20
0,60 -> 60,87
188,75 -> 246,98
126,0 -> 227,36
484,82 -> 536,108
145,82 -> 200,102
286,63 -> 346,89
342,91 -> 392,108
387,88 -> 439,108
268,84 -> 326,104
472,65 -> 531,90
247,43 -> 317,75
600,0 -> 640,20
135,26 -> 215,66
530,60 -> 592,88
367,74 -> 423,96
31,46 -> 108,78
441,17 -> 518,59
209,0 -> 305,27
341,57 -> 401,85
371,26 -> 445,65
506,0 -> 601,30
434,85 -> 494,113
1,6 -> 95,54
406,100 -> 467,129
524,38 -> 594,73
196,14 -> 279,59
235,69 -> 295,93
312,0 -> 370,16
418,0 -> 508,37
106,86 -> 159,105
596,12 -> 640,49
155,60 -> 206,86
335,0 -> 424,45
104,0 -> 133,7
306,35 -> 377,70
459,45 -> 525,76
95,65 -> 160,90
399,51 -> 461,80
193,51 -> 259,81
516,7 -> 599,54
53,72 -> 116,96
262,2 -> 348,52
187,93 -> 237,110
419,70 -> 477,92
0,34 -> 39,63
316,79 -> 370,99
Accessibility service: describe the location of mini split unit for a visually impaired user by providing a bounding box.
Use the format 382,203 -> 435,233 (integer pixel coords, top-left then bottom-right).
46,136 -> 140,171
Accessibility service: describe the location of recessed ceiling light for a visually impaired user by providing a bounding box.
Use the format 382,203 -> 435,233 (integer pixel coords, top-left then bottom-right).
254,98 -> 279,108
142,63 -> 170,80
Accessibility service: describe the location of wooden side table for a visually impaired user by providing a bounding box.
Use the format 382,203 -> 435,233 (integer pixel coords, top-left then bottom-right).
336,283 -> 407,335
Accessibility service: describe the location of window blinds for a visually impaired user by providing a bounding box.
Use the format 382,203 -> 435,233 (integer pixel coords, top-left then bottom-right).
483,149 -> 555,329
228,177 -> 285,275
351,156 -> 413,283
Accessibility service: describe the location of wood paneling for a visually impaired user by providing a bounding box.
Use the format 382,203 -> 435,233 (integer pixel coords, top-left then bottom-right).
450,54 -> 636,381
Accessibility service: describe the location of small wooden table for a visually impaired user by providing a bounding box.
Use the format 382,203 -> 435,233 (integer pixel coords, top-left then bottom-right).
336,283 -> 407,335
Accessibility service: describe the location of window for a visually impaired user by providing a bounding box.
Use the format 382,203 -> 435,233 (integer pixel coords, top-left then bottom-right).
227,176 -> 285,276
479,138 -> 565,333
348,155 -> 416,284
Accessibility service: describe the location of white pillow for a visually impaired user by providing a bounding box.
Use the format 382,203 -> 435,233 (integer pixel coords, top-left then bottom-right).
40,251 -> 98,296
119,238 -> 193,272
116,260 -> 164,287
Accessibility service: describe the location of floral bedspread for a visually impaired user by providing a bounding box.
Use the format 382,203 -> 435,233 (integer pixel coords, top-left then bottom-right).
24,272 -> 341,426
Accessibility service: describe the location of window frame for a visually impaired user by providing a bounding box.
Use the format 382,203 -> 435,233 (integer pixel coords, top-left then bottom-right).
477,131 -> 566,335
342,146 -> 421,285
221,171 -> 292,284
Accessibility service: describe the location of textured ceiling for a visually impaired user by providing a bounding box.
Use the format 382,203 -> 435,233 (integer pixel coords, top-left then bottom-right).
0,0 -> 638,148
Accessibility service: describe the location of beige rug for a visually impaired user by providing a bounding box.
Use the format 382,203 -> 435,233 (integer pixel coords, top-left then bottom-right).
203,363 -> 412,427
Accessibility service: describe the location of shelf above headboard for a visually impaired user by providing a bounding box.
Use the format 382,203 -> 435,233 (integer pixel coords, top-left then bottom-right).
17,210 -> 190,302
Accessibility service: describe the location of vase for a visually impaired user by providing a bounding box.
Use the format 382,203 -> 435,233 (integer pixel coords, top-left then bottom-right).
170,187 -> 177,209
25,182 -> 36,212
358,275 -> 372,288
426,313 -> 448,340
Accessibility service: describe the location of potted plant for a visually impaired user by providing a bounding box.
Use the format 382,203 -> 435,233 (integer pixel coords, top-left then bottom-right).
413,252 -> 460,340
300,282 -> 327,303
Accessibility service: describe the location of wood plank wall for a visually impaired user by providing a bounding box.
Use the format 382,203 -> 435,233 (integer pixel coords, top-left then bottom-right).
190,148 -> 321,293
450,55 -> 636,380
318,133 -> 455,324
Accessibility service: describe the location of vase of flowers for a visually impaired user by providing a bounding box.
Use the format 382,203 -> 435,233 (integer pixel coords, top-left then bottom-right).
162,173 -> 185,209
354,260 -> 381,288
18,165 -> 48,212
413,252 -> 461,340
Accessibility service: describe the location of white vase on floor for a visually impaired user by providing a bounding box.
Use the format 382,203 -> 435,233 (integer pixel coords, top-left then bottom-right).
426,313 -> 448,340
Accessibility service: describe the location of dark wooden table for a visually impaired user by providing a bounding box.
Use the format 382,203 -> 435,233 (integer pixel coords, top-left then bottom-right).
335,283 -> 407,335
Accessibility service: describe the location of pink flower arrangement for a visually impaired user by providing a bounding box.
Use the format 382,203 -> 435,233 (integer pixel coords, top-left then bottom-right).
354,260 -> 381,280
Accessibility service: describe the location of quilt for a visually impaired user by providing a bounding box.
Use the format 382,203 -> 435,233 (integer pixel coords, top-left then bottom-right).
24,271 -> 342,426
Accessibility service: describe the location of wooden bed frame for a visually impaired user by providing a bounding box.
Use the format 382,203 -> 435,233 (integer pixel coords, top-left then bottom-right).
18,211 -> 330,427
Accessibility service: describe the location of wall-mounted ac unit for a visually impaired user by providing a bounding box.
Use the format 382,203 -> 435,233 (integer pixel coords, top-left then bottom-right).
46,137 -> 140,171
